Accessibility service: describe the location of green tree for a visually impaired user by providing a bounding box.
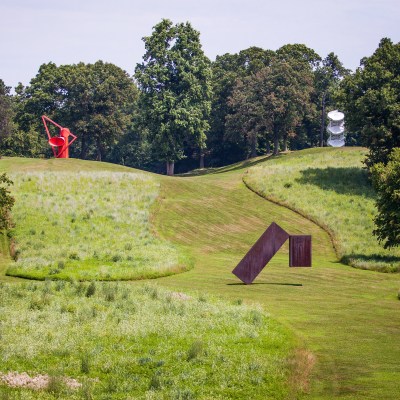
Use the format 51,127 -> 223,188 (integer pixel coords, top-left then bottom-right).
226,59 -> 314,156
135,19 -> 212,175
15,61 -> 138,161
315,52 -> 350,146
209,48 -> 275,165
338,38 -> 400,167
371,148 -> 400,248
0,173 -> 14,230
0,79 -> 15,154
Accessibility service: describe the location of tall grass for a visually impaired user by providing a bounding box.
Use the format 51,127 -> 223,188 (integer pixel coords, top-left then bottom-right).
244,147 -> 400,272
6,171 -> 191,280
0,281 -> 293,399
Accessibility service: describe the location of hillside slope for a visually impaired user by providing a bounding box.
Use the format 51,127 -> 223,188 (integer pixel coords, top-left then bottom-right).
1,154 -> 399,399
0,158 -> 191,281
244,147 -> 400,272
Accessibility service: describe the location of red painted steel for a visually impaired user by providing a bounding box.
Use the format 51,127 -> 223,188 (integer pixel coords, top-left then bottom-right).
41,115 -> 77,158
232,222 -> 290,284
289,235 -> 312,267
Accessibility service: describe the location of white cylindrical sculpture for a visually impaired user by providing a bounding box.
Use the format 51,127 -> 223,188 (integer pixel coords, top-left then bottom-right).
327,110 -> 345,147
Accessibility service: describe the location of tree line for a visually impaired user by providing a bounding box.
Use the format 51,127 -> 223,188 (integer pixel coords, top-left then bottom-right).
0,19 -> 399,247
0,18 -> 351,175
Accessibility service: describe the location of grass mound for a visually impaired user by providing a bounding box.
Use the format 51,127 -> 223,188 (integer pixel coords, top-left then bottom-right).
244,147 -> 400,272
1,159 -> 191,280
0,281 -> 294,399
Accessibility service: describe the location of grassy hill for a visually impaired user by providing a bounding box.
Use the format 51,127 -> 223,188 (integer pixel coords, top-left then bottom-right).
1,150 -> 400,399
243,147 -> 400,272
0,158 -> 191,281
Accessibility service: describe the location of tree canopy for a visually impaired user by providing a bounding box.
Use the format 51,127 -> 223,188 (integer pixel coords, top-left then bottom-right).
226,59 -> 314,156
371,148 -> 400,248
135,19 -> 212,175
338,38 -> 400,167
0,79 -> 15,153
14,61 -> 138,161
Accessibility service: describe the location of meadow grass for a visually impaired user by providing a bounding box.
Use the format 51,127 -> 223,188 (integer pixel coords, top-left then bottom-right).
0,281 -> 294,399
243,147 -> 400,272
0,159 -> 191,280
1,156 -> 400,399
153,164 -> 400,399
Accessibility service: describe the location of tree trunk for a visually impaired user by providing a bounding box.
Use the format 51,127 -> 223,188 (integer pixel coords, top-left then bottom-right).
80,134 -> 88,159
320,91 -> 326,147
199,154 -> 205,169
250,134 -> 257,158
283,136 -> 288,152
96,138 -> 102,162
166,161 -> 175,176
273,128 -> 279,155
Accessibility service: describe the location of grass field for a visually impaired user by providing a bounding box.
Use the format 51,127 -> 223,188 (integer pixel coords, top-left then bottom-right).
1,158 -> 191,281
0,281 -> 295,399
1,151 -> 400,399
244,147 -> 400,272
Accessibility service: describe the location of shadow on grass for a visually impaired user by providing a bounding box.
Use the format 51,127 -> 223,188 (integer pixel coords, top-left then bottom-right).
227,282 -> 303,286
180,155 -> 285,177
341,253 -> 400,273
296,167 -> 374,198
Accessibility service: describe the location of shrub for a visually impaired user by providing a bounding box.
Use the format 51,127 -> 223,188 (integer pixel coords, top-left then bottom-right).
85,282 -> 96,298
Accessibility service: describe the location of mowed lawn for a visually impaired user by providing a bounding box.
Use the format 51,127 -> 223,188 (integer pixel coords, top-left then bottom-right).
152,152 -> 400,400
243,147 -> 400,272
0,152 -> 400,399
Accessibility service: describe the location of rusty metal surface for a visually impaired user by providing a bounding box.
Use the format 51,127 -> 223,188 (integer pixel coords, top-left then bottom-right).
289,235 -> 312,267
232,222 -> 290,284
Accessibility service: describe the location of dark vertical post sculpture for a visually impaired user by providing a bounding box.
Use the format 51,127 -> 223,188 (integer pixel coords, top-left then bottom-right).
232,222 -> 312,284
289,235 -> 312,267
232,222 -> 289,284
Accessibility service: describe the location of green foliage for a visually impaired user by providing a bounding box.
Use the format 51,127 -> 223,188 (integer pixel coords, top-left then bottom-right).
135,19 -> 212,174
14,61 -> 138,161
208,47 -> 275,165
371,148 -> 400,248
338,38 -> 400,167
0,173 -> 14,230
0,282 -> 293,399
0,80 -> 15,152
226,58 -> 314,156
3,160 -> 190,280
244,147 -> 400,272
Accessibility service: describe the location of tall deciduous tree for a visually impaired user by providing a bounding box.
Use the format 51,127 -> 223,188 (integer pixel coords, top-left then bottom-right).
0,79 -> 15,153
135,19 -> 212,175
209,47 -> 275,165
226,59 -> 314,156
15,61 -> 138,161
371,148 -> 400,248
338,38 -> 400,168
315,52 -> 350,147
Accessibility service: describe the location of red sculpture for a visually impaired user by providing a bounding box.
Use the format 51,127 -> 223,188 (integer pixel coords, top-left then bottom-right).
42,115 -> 77,158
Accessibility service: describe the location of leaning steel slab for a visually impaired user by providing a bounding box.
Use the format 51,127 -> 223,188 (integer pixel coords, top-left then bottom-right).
232,222 -> 289,284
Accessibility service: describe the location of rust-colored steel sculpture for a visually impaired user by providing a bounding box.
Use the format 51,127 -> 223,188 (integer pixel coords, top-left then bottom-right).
289,235 -> 312,267
232,222 -> 312,284
232,222 -> 289,284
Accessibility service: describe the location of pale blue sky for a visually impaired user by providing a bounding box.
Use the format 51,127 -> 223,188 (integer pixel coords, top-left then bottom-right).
1,0 -> 399,88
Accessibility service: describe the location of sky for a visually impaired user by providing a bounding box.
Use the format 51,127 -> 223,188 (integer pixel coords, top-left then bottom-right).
1,0 -> 399,89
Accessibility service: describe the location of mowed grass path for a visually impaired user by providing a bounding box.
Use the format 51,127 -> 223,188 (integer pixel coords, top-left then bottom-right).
1,155 -> 400,399
244,147 -> 400,272
151,158 -> 400,399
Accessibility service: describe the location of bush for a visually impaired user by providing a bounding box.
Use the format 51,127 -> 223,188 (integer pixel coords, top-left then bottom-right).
0,173 -> 14,230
